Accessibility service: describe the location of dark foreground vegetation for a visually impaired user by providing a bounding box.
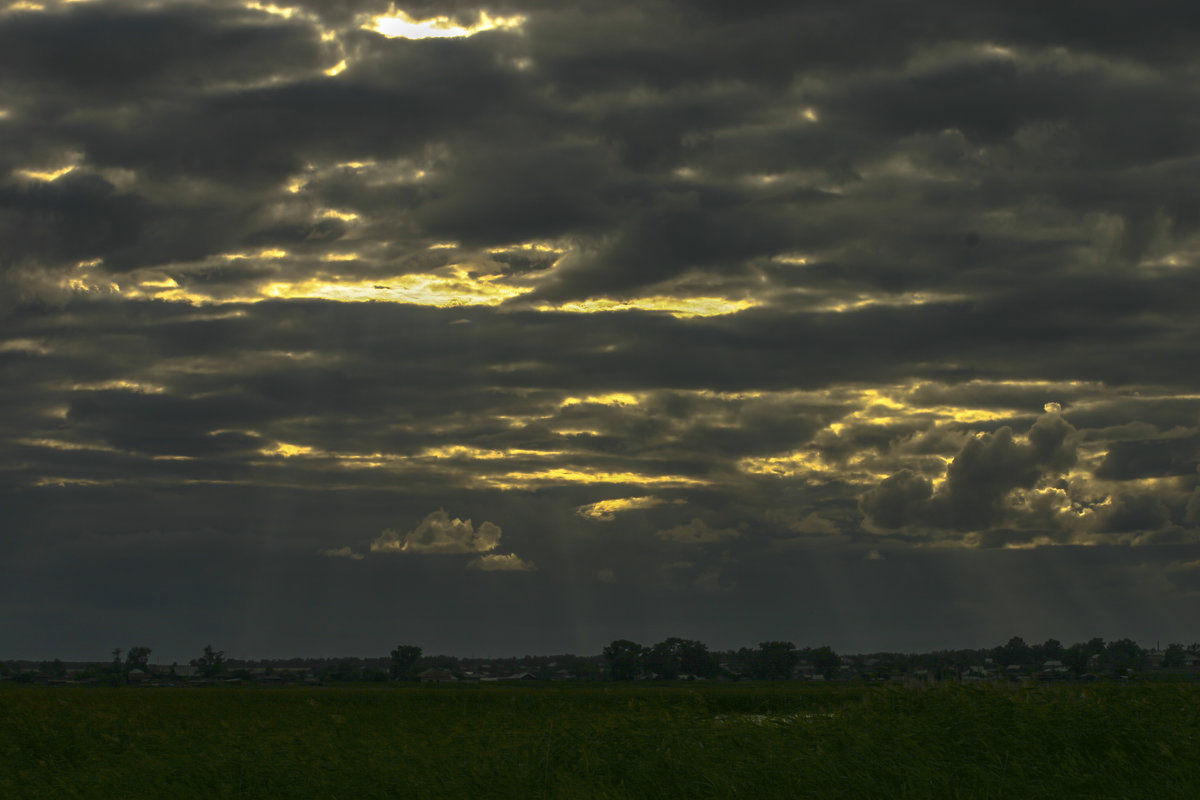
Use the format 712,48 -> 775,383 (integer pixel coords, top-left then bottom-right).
3,681 -> 1199,799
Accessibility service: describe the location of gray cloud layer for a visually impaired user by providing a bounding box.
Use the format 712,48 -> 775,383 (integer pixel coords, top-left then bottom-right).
2,0 -> 1199,658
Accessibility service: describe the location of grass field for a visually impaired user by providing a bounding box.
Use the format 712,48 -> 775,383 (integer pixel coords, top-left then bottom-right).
2,681 -> 1199,798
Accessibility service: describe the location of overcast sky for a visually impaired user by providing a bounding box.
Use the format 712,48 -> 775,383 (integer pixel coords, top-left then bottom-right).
3,0 -> 1200,662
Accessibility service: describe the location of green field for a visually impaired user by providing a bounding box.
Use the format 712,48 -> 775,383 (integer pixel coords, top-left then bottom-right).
3,682 -> 1199,799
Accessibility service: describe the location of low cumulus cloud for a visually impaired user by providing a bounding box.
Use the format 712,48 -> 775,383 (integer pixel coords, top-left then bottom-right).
371,509 -> 502,554
466,553 -> 537,572
319,546 -> 364,560
861,412 -> 1079,534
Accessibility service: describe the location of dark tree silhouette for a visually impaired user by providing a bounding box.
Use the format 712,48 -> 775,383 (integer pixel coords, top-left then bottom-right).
750,641 -> 799,680
125,646 -> 151,672
389,645 -> 422,680
192,644 -> 225,678
603,639 -> 644,681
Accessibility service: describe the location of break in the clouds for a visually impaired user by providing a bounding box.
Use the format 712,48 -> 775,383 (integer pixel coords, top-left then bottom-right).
2,0 -> 1200,659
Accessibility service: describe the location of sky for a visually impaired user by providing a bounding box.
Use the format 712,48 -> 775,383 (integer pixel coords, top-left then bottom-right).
2,0 -> 1200,662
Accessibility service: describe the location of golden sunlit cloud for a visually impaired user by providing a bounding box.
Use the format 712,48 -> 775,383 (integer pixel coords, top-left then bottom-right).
561,393 -> 642,407
260,442 -> 316,458
576,496 -> 667,521
419,445 -> 563,460
244,2 -> 297,19
538,295 -> 756,318
817,291 -> 968,313
467,553 -> 537,572
372,509 -> 502,555
15,164 -> 76,182
261,266 -> 529,307
67,379 -> 166,394
0,338 -> 51,355
17,438 -> 118,453
368,9 -> 526,39
477,469 -> 709,491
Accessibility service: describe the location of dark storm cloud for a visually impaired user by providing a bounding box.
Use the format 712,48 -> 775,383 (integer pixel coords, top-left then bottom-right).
4,0 -> 1200,657
1096,433 -> 1200,480
862,413 -> 1078,534
0,2 -> 327,100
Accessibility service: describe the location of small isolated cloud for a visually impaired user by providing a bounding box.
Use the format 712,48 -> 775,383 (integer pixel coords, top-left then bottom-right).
467,553 -> 537,572
693,568 -> 728,593
371,509 -> 501,554
320,546 -> 364,561
596,567 -> 616,583
791,512 -> 840,535
657,518 -> 740,544
576,495 -> 665,521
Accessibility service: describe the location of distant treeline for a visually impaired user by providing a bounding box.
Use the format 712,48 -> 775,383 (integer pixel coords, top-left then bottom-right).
5,635 -> 1200,685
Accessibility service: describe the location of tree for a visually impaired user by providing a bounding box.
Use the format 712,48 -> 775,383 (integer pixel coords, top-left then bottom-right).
642,638 -> 717,680
192,644 -> 225,678
389,645 -> 422,680
1036,638 -> 1064,663
1162,643 -> 1187,669
1063,643 -> 1089,676
750,641 -> 799,680
1105,638 -> 1143,675
125,646 -> 152,672
111,648 -> 123,669
602,639 -> 644,681
993,636 -> 1032,667
808,646 -> 841,680
674,638 -> 719,678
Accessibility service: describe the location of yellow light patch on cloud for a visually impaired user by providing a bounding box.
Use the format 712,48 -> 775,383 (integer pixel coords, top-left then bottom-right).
488,240 -> 563,255
319,208 -> 360,221
739,449 -> 830,479
17,438 -> 118,453
540,295 -> 756,318
419,445 -> 562,461
244,2 -> 297,18
261,442 -> 316,458
478,469 -> 709,491
15,164 -> 76,182
261,266 -> 530,307
819,291 -> 968,313
68,379 -> 166,394
576,496 -> 666,521
222,248 -> 289,261
0,338 -> 51,355
324,59 -> 347,76
3,2 -> 46,14
368,9 -> 526,39
561,393 -> 642,408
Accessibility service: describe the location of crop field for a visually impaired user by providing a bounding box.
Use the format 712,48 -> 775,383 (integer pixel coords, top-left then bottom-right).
3,681 -> 1199,799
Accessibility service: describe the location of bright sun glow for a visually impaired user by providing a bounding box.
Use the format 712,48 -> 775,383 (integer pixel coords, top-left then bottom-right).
368,9 -> 526,39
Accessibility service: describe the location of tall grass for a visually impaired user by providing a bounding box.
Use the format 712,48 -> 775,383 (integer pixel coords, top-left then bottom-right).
2,682 -> 1197,798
